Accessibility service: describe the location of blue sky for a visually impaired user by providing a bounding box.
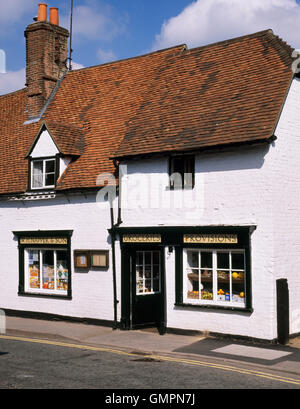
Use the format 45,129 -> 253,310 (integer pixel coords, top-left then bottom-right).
1,0 -> 300,94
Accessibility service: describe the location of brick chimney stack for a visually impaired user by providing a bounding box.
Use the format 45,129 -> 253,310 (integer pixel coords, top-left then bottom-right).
25,3 -> 69,118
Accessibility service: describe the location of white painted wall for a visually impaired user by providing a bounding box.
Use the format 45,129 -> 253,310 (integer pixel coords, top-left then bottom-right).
31,129 -> 59,158
0,193 -> 121,323
270,77 -> 300,336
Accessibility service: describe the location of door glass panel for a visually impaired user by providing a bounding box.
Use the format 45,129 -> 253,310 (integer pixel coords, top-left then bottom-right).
136,251 -> 160,295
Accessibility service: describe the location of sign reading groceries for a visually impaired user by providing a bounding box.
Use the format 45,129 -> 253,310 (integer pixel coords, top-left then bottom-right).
183,234 -> 238,244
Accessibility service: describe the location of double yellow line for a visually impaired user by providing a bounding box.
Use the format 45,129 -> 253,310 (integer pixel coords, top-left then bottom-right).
1,334 -> 300,386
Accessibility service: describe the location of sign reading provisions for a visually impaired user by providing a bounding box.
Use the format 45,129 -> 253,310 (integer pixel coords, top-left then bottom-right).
123,234 -> 162,243
20,237 -> 68,245
184,234 -> 238,244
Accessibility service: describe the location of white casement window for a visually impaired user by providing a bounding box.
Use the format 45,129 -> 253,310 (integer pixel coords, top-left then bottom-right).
136,250 -> 161,295
24,248 -> 69,295
183,249 -> 246,307
31,158 -> 56,189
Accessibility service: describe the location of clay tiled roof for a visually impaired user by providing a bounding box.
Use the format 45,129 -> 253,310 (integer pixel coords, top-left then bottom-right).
0,30 -> 295,195
42,45 -> 185,190
0,45 -> 183,194
113,29 -> 294,159
27,121 -> 85,157
0,89 -> 40,195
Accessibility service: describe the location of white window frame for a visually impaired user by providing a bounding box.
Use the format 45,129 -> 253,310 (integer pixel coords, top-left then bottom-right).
183,248 -> 246,308
31,158 -> 56,190
24,248 -> 68,296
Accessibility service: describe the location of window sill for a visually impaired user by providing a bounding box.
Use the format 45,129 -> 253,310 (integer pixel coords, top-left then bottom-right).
18,291 -> 72,300
175,302 -> 253,313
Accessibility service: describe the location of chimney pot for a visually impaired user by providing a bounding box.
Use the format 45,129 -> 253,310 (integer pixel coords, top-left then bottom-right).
49,7 -> 59,25
37,3 -> 47,22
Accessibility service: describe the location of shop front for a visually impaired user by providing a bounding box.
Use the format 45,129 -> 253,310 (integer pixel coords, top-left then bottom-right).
113,226 -> 255,334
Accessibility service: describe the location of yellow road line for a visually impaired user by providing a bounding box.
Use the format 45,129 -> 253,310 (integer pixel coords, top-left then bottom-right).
1,334 -> 300,386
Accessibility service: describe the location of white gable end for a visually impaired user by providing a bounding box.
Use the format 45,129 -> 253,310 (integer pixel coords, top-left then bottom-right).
31,129 -> 59,158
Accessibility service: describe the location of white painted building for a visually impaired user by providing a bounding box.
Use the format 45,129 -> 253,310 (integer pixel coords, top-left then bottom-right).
0,5 -> 299,343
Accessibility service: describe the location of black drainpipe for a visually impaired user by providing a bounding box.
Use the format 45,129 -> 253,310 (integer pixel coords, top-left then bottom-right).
109,198 -> 118,330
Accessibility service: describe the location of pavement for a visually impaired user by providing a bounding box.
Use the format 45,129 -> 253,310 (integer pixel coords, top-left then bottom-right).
3,316 -> 300,379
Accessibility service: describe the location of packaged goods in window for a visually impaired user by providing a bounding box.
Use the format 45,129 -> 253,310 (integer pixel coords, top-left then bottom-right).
201,290 -> 213,300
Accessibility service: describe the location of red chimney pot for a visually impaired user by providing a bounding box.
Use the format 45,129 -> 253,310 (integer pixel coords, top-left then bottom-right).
49,7 -> 59,25
37,3 -> 47,22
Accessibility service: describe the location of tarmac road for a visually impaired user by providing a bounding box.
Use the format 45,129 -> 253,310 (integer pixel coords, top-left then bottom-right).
1,316 -> 300,391
0,335 -> 300,390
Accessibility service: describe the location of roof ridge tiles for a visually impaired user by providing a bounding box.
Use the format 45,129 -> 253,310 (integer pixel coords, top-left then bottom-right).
65,44 -> 187,75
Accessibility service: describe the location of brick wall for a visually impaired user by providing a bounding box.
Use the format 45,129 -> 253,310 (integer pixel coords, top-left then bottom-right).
25,22 -> 69,118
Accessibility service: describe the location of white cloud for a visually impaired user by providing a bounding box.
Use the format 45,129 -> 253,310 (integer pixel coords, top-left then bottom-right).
153,0 -> 300,51
71,61 -> 85,70
0,67 -> 25,95
0,62 -> 85,95
0,0 -> 36,31
97,49 -> 116,64
60,0 -> 128,41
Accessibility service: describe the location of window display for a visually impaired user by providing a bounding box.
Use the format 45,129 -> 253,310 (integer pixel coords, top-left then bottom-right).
184,249 -> 246,307
26,248 -> 69,295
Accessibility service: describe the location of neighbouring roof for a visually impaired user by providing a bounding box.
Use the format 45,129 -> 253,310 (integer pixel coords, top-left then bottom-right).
0,29 -> 295,195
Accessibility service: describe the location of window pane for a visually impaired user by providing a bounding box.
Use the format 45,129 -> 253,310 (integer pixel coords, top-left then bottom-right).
136,265 -> 143,279
144,252 -> 151,265
217,270 -> 230,301
201,268 -> 213,300
45,160 -> 55,173
28,250 -> 40,289
42,250 -> 54,290
187,270 -> 199,299
187,251 -> 199,268
56,250 -> 68,291
201,252 -> 212,269
32,161 -> 43,188
217,252 -> 229,269
45,172 -> 55,186
232,253 -> 245,270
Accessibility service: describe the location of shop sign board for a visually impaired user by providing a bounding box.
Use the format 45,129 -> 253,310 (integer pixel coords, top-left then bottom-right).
122,234 -> 162,243
183,234 -> 238,244
20,237 -> 68,245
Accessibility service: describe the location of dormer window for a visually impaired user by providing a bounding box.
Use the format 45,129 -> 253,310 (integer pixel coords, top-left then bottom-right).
31,157 -> 56,189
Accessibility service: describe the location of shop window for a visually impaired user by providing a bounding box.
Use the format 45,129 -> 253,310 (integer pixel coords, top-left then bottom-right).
25,248 -> 69,295
169,155 -> 195,190
184,249 -> 246,307
14,231 -> 72,298
31,158 -> 56,189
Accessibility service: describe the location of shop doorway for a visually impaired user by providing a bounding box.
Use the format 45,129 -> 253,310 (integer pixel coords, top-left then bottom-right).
121,247 -> 166,333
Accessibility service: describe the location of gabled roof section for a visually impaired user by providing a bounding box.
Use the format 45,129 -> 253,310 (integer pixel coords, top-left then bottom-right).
113,29 -> 295,159
26,121 -> 85,158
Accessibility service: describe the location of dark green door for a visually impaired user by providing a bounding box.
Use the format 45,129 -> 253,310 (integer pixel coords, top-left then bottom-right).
130,248 -> 165,330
